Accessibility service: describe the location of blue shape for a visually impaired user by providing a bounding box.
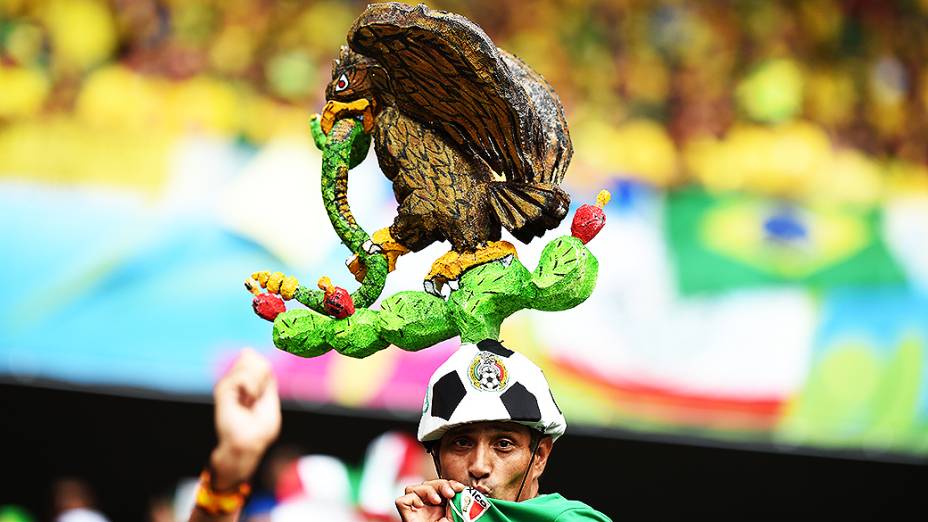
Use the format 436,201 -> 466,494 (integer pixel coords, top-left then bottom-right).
603,177 -> 656,215
763,208 -> 808,242
0,186 -> 297,394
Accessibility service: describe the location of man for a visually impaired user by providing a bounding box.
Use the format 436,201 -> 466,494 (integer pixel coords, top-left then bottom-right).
396,340 -> 611,521
192,343 -> 609,521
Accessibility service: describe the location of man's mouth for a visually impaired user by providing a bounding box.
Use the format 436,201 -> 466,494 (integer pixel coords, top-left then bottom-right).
471,484 -> 491,496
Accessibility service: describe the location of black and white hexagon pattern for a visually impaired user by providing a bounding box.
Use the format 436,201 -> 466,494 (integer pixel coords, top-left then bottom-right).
418,341 -> 567,442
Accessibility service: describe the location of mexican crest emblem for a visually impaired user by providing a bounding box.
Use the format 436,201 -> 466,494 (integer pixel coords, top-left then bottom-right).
454,487 -> 490,521
468,352 -> 509,392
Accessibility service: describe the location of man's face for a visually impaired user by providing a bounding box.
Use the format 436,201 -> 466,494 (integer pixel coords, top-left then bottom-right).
436,421 -> 552,501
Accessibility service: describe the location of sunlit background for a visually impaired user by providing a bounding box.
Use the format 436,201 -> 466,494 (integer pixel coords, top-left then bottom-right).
2,0 -> 928,465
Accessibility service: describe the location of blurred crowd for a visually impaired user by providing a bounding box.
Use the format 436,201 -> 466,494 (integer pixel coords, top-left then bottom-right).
0,478 -> 110,522
0,431 -> 433,522
1,0 -> 927,201
1,4 -> 926,511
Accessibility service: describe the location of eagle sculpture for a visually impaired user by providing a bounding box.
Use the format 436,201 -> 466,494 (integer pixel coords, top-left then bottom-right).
319,2 -> 572,296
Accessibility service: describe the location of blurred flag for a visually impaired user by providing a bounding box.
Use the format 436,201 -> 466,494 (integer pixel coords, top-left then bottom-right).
666,188 -> 905,294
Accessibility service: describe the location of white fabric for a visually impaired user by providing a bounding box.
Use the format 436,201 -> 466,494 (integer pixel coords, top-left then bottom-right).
270,500 -> 360,522
295,455 -> 352,504
358,432 -> 419,518
56,509 -> 110,522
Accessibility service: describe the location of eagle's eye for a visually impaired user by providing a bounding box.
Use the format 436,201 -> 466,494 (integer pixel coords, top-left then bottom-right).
335,73 -> 350,92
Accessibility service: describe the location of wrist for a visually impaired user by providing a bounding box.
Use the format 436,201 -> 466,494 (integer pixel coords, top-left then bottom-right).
209,443 -> 262,490
195,468 -> 251,517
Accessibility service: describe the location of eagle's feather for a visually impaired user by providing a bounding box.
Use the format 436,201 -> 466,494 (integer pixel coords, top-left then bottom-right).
335,2 -> 572,252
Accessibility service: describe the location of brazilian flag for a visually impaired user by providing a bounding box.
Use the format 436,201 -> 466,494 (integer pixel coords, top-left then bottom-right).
666,188 -> 905,294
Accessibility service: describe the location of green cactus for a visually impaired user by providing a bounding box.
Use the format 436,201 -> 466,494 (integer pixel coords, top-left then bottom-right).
267,116 -> 599,358
274,235 -> 598,358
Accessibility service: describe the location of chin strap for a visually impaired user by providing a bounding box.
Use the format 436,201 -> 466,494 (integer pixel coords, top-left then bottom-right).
429,445 -> 443,479
515,434 -> 542,502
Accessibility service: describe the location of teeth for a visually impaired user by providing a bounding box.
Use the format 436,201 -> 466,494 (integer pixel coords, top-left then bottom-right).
447,279 -> 460,291
423,280 -> 436,296
500,254 -> 514,267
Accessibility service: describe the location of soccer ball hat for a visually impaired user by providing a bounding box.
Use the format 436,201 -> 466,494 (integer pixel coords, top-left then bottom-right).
418,339 -> 567,443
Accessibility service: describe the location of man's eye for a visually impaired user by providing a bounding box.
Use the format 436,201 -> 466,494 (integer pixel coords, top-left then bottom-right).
496,439 -> 514,449
453,438 -> 472,448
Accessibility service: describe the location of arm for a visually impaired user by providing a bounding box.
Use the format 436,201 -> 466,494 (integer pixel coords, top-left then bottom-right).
189,349 -> 282,522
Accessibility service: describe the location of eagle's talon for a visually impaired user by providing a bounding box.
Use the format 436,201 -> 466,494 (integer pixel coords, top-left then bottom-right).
363,240 -> 382,254
347,255 -> 368,283
425,242 -> 517,292
368,227 -> 408,271
423,280 -> 437,296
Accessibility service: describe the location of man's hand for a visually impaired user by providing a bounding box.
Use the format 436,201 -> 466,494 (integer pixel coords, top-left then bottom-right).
396,479 -> 466,522
209,348 -> 281,490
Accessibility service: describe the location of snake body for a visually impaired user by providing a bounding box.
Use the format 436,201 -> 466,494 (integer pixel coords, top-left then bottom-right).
292,116 -> 387,312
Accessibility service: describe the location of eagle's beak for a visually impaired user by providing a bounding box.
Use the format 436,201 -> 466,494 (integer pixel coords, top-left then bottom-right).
320,98 -> 375,135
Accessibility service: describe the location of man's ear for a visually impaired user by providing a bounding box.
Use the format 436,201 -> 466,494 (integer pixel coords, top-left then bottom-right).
532,436 -> 554,478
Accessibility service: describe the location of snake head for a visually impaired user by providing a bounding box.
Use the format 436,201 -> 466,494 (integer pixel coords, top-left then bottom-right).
322,116 -> 372,169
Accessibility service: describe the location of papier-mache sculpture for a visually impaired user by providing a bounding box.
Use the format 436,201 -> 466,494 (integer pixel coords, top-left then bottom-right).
245,2 -> 608,358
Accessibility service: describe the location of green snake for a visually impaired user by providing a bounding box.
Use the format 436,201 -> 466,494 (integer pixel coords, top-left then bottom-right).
266,114 -> 601,359
288,116 -> 388,313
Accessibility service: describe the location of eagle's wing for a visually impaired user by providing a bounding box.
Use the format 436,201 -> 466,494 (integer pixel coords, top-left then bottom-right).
348,3 -> 568,185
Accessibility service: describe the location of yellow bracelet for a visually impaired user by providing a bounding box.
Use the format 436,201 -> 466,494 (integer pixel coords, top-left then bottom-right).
195,469 -> 252,516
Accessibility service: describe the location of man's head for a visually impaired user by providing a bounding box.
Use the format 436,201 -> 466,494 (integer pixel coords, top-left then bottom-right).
418,340 -> 566,501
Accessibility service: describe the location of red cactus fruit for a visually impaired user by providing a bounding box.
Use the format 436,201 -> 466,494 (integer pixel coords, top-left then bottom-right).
318,276 -> 355,319
571,190 -> 610,244
253,293 -> 286,321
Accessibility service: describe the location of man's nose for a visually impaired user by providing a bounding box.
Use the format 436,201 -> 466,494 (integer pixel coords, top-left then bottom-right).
468,443 -> 492,480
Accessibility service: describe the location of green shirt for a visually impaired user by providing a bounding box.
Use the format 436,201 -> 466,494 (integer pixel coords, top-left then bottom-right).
450,488 -> 612,522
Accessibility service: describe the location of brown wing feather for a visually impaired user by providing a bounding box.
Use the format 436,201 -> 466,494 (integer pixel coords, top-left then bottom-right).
499,51 -> 572,186
348,2 -> 553,183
